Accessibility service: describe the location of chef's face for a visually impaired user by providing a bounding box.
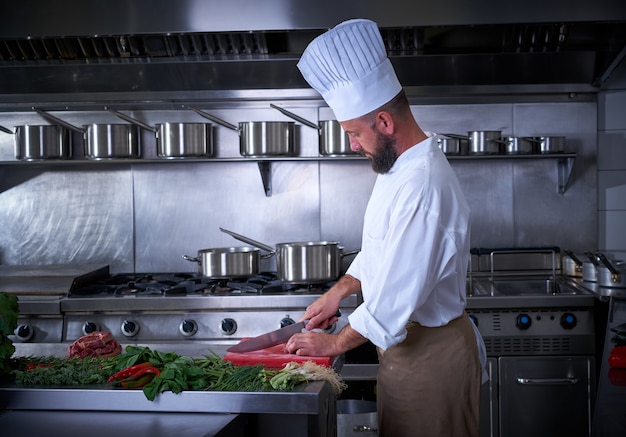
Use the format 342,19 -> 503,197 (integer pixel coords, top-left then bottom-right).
342,118 -> 397,174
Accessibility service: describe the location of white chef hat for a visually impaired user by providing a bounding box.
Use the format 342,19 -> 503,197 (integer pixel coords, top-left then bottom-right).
297,18 -> 402,122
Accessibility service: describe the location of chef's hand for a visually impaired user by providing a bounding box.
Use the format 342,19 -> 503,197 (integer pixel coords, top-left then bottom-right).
299,291 -> 341,330
286,331 -> 336,357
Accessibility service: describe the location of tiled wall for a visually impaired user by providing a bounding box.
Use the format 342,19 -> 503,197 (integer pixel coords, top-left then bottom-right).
598,60 -> 626,260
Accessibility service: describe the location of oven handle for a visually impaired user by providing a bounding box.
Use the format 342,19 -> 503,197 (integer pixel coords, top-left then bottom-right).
516,377 -> 579,385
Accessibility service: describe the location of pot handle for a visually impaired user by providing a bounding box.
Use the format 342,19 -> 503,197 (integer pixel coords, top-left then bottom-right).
33,108 -> 85,133
270,104 -> 321,130
584,251 -> 599,265
340,249 -> 360,257
595,252 -> 621,276
440,133 -> 468,140
564,249 -> 583,266
219,227 -> 276,253
188,107 -> 239,132
522,137 -> 541,143
107,108 -> 157,133
182,255 -> 199,263
0,125 -> 14,134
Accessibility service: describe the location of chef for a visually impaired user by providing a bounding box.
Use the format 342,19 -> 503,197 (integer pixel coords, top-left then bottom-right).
285,18 -> 487,437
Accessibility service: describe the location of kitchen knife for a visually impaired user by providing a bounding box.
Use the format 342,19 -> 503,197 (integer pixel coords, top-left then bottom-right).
226,321 -> 307,353
227,310 -> 341,353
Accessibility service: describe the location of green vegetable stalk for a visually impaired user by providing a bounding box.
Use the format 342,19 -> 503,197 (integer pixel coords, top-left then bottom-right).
0,292 -> 19,377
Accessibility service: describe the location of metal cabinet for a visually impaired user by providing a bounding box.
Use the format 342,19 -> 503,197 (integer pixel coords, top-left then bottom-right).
499,356 -> 595,437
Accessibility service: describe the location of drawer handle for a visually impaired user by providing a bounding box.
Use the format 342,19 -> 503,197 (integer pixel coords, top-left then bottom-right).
516,377 -> 579,385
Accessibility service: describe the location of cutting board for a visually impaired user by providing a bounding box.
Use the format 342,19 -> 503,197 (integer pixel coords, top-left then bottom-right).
223,339 -> 334,369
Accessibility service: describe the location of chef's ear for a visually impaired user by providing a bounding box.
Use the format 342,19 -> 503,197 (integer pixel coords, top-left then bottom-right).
374,111 -> 394,134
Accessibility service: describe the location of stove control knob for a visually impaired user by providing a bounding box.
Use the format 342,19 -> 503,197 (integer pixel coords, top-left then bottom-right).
516,314 -> 532,330
121,320 -> 140,337
179,319 -> 198,337
280,317 -> 295,328
82,321 -> 99,335
14,324 -> 34,342
220,318 -> 237,336
560,312 -> 577,330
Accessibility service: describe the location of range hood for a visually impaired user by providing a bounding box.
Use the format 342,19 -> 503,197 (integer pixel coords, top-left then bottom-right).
1,0 -> 626,105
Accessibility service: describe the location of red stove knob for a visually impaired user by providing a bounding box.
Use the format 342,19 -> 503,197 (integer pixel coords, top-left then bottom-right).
560,312 -> 577,329
14,324 -> 34,342
121,320 -> 140,337
516,314 -> 532,330
82,321 -> 99,335
220,318 -> 237,335
179,319 -> 198,337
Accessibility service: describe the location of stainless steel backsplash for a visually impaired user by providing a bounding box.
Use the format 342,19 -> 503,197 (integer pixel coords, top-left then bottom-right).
0,101 -> 597,272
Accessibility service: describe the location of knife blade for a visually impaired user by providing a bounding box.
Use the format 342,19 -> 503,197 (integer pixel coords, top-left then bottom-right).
226,321 -> 307,353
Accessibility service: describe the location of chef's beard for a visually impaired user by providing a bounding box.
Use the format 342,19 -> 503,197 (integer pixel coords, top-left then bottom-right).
368,130 -> 398,174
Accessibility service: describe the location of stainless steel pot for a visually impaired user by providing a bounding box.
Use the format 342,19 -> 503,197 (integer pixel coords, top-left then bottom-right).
270,104 -> 356,156
5,124 -> 71,160
437,135 -> 468,155
109,109 -> 214,159
526,136 -> 565,154
34,108 -> 141,159
442,131 -> 502,155
189,107 -> 295,157
503,136 -> 534,155
582,251 -> 599,282
468,130 -> 503,155
220,227 -> 359,284
183,246 -> 262,278
562,250 -> 583,277
596,252 -> 626,288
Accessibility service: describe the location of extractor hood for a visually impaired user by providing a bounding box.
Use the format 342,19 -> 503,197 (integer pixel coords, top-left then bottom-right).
1,0 -> 626,104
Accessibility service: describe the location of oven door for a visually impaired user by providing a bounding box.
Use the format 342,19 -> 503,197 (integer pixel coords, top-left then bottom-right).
499,356 -> 595,437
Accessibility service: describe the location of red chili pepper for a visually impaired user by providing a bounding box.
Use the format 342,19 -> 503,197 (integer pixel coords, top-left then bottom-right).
107,362 -> 155,383
120,371 -> 159,389
25,363 -> 52,370
608,346 -> 626,369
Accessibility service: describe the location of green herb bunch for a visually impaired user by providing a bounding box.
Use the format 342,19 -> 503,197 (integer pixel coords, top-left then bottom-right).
0,292 -> 19,376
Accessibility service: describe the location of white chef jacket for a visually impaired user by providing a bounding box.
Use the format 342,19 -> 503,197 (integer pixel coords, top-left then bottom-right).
347,134 -> 471,350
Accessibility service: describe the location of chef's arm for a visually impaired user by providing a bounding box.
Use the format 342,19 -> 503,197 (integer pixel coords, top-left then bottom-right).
302,274 -> 361,330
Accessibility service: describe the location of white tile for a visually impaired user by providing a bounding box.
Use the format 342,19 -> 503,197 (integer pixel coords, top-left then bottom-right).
598,170 -> 626,210
598,211 -> 626,252
597,131 -> 626,171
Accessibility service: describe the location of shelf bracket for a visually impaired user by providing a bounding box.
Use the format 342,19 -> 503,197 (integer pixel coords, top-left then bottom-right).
557,155 -> 576,195
257,161 -> 272,197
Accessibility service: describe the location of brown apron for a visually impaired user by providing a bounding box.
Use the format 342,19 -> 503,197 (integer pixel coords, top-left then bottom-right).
376,312 -> 481,437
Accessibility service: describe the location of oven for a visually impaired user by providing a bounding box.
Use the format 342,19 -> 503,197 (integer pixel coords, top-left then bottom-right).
469,249 -> 598,437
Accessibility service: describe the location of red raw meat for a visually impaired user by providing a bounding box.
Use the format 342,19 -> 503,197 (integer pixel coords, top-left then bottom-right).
223,339 -> 334,369
67,331 -> 122,358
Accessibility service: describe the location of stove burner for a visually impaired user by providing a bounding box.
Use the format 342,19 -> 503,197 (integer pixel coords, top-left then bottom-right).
68,272 -> 333,297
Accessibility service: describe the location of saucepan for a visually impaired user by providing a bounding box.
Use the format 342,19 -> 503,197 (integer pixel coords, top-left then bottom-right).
220,227 -> 359,284
33,108 -> 141,159
437,134 -> 469,156
595,252 -> 626,289
189,106 -> 296,157
442,131 -> 503,155
582,251 -> 600,282
108,109 -> 214,159
270,104 -> 357,156
562,250 -> 584,278
2,123 -> 71,160
524,136 -> 565,154
183,246 -> 267,278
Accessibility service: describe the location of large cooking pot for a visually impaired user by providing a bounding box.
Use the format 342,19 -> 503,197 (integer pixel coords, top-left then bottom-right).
183,246 -> 264,278
443,131 -> 503,155
34,108 -> 140,159
3,124 -> 71,160
189,106 -> 295,157
562,250 -> 583,278
582,251 -> 599,282
270,104 -> 357,157
526,136 -> 565,154
220,227 -> 359,284
109,109 -> 213,159
596,252 -> 626,288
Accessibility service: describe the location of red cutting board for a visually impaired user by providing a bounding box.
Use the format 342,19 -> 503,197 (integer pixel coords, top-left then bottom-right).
223,339 -> 333,369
